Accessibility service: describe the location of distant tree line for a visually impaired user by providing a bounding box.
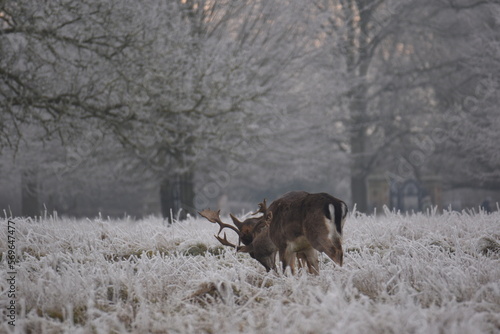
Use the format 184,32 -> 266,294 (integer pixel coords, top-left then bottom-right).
1,0 -> 499,217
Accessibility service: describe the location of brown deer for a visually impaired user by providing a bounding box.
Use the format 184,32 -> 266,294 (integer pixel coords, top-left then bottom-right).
199,191 -> 348,274
199,200 -> 277,272
267,191 -> 348,274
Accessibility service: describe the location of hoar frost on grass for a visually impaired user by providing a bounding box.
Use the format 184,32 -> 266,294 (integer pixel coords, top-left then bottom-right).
0,210 -> 499,334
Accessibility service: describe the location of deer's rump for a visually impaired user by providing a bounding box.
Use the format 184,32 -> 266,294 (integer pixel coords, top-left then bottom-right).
268,191 -> 347,270
268,191 -> 346,241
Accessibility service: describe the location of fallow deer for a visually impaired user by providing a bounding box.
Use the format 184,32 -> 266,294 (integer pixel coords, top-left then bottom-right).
199,200 -> 277,272
199,191 -> 348,274
267,191 -> 348,274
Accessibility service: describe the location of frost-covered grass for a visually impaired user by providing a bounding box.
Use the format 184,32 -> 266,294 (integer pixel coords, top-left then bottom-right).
1,210 -> 499,334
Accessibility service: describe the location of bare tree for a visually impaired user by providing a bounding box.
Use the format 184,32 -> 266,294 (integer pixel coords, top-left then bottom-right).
0,0 -> 317,217
429,2 -> 500,190
310,0 -> 500,211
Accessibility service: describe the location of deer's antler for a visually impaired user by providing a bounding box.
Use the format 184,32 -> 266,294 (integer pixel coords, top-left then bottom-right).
214,232 -> 241,250
199,209 -> 242,237
251,199 -> 267,216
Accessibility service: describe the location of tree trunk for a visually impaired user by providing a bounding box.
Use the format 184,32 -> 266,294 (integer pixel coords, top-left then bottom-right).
344,0 -> 373,213
350,173 -> 367,213
350,109 -> 368,213
160,170 -> 195,221
21,169 -> 39,218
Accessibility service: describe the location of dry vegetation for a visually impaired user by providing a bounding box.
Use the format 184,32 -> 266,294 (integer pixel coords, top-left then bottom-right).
1,209 -> 499,333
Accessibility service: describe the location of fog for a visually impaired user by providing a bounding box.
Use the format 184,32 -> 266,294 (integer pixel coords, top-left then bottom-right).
1,0 -> 499,218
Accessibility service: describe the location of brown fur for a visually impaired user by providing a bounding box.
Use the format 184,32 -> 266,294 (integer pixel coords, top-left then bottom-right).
267,191 -> 347,274
201,191 -> 348,274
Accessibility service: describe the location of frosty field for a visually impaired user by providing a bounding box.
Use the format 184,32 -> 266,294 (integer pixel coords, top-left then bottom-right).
1,209 -> 499,334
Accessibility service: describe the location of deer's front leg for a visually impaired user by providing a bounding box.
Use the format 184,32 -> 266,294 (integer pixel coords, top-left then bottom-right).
279,245 -> 296,274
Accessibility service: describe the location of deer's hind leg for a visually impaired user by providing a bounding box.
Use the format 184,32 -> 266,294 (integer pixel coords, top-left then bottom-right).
299,247 -> 319,275
306,218 -> 343,267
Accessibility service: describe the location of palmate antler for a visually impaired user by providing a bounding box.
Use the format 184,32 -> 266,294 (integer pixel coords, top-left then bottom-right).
251,199 -> 268,216
214,232 -> 242,250
199,209 -> 241,249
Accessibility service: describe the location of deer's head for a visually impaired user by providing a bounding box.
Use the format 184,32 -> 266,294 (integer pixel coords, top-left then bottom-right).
199,199 -> 276,271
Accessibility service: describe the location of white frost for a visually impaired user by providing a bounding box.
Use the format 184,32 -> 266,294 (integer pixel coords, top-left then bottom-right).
0,210 -> 499,333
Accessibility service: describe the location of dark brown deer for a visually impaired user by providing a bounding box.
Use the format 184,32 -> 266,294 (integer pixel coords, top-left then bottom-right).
267,191 -> 348,274
199,200 -> 277,272
199,191 -> 348,274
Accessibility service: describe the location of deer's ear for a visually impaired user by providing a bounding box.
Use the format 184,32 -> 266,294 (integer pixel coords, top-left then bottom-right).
265,211 -> 273,225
